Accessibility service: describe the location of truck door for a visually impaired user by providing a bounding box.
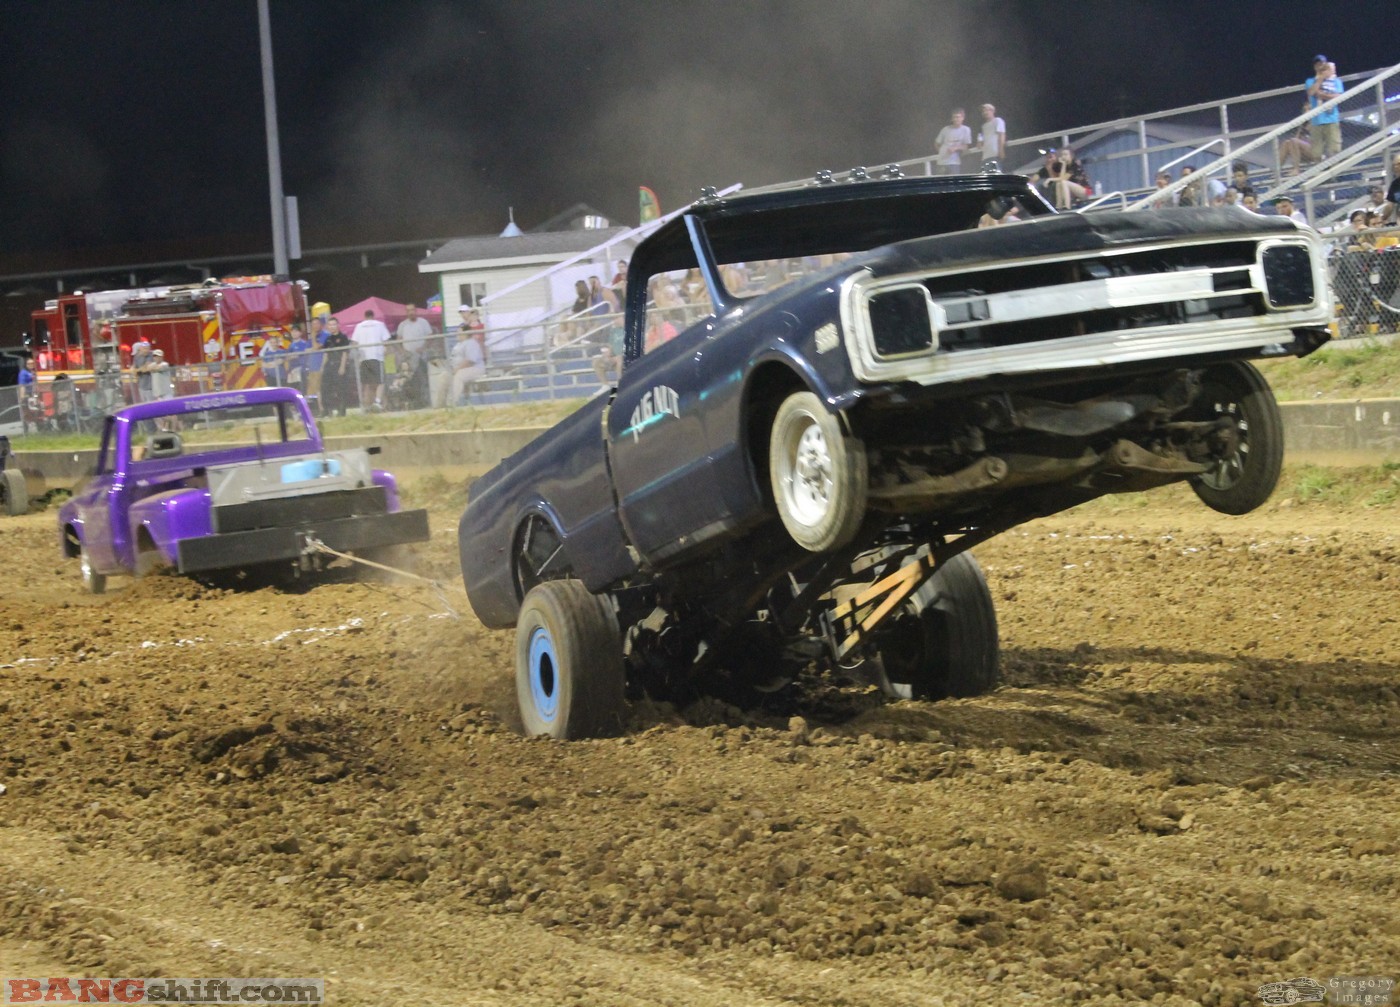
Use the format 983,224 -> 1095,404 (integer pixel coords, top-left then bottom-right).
606,318 -> 732,564
72,419 -> 121,571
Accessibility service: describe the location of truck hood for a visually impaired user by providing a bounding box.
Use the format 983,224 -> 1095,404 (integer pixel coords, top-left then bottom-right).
870,207 -> 1302,278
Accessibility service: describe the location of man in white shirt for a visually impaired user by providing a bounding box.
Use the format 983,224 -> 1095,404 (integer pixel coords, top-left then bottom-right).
351,309 -> 391,410
396,303 -> 442,409
130,335 -> 153,402
146,348 -> 174,400
977,104 -> 1006,169
934,108 -> 972,175
449,325 -> 486,406
396,303 -> 437,364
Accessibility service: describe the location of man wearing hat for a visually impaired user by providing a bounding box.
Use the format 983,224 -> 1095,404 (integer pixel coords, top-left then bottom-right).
145,348 -> 174,400
1273,195 -> 1308,227
1305,56 -> 1344,160
130,333 -> 153,402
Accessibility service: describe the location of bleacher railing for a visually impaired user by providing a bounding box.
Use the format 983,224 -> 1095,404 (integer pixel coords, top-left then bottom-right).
1131,63 -> 1400,215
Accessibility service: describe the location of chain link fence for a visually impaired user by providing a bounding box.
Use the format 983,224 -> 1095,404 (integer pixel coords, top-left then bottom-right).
0,307 -> 623,447
1323,225 -> 1400,338
6,231 -> 1400,449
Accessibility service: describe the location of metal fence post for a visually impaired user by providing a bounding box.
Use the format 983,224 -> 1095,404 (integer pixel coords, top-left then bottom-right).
1139,119 -> 1151,190
352,345 -> 363,412
1219,102 -> 1232,185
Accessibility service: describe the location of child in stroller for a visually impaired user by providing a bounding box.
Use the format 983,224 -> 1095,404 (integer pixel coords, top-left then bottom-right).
388,352 -> 431,411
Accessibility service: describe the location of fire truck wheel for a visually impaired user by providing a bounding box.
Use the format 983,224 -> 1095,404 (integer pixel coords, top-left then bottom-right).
0,470 -> 27,516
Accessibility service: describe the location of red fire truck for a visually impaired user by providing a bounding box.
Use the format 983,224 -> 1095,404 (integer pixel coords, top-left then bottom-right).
26,277 -> 309,423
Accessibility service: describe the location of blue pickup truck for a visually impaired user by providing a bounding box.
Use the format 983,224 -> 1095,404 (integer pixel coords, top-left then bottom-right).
459,173 -> 1331,738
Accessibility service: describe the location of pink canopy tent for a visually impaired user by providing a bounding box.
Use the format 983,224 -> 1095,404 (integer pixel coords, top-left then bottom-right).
331,296 -> 443,334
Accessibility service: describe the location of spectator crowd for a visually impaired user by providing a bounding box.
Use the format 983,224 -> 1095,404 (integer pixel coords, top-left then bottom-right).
954,53 -> 1399,237
254,302 -> 496,416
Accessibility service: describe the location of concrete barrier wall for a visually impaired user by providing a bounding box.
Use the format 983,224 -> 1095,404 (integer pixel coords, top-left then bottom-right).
1279,399 -> 1400,463
13,400 -> 1400,491
11,427 -> 546,490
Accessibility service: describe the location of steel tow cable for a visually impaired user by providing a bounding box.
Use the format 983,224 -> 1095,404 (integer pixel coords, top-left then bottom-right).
301,535 -> 461,618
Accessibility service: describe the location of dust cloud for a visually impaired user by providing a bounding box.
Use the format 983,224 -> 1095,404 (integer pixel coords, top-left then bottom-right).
309,0 -> 1046,235
0,1 -> 1050,254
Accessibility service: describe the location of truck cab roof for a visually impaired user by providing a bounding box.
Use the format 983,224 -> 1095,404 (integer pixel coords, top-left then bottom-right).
630,174 -> 1052,278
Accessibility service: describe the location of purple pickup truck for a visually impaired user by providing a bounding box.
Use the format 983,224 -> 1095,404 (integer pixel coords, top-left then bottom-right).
58,387 -> 429,593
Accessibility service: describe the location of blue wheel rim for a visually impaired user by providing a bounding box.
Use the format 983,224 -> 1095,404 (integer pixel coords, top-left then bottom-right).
527,625 -> 559,723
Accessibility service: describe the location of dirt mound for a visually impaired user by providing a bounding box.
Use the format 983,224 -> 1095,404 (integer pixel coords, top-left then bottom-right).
0,495 -> 1396,1006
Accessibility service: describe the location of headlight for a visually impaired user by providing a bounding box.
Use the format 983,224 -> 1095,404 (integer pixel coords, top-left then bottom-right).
866,285 -> 937,358
1261,244 -> 1315,309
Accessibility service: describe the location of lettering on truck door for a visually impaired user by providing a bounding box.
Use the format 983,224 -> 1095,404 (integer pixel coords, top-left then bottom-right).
606,324 -> 732,562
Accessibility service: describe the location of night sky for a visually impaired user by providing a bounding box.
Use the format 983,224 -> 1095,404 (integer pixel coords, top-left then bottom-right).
2,0 -> 1396,266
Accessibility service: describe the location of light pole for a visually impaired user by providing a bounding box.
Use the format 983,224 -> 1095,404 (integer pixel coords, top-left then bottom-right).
257,0 -> 288,277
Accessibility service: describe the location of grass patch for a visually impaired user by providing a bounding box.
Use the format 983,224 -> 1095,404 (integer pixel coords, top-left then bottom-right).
1257,337 -> 1400,401
1292,467 -> 1340,501
1070,461 -> 1400,514
1282,461 -> 1400,507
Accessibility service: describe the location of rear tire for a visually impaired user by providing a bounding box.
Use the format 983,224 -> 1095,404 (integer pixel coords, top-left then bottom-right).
769,391 -> 867,552
873,552 -> 1000,700
515,580 -> 626,739
0,470 -> 27,516
1189,361 -> 1284,515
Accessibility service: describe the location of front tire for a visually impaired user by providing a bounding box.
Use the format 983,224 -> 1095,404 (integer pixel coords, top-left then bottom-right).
1189,361 -> 1284,515
873,552 -> 1000,700
769,391 -> 867,552
515,580 -> 625,739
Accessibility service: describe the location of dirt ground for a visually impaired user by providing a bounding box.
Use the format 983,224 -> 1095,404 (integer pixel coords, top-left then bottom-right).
1,482 -> 1396,1006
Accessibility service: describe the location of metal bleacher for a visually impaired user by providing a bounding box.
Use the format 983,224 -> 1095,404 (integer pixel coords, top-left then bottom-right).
1126,63 -> 1400,224
469,338 -> 603,405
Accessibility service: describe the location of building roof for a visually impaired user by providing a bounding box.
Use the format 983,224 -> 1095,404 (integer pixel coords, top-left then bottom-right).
532,203 -> 615,233
419,226 -> 629,271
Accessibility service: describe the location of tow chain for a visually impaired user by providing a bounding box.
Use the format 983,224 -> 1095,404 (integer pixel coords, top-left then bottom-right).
301,535 -> 461,618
